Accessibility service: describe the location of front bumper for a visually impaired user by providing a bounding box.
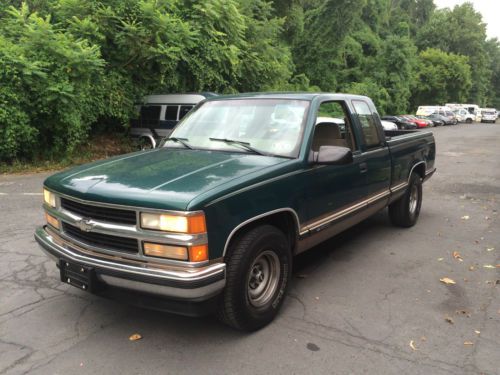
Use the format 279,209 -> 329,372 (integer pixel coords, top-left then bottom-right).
35,226 -> 226,304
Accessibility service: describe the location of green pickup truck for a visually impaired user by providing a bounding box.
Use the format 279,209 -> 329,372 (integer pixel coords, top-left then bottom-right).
35,93 -> 435,331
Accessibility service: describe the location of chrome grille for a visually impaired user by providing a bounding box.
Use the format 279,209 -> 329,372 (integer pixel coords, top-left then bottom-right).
62,222 -> 139,254
61,198 -> 137,225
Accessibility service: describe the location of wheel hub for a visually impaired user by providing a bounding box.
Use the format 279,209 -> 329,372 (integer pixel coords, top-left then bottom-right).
409,184 -> 418,214
247,251 -> 281,307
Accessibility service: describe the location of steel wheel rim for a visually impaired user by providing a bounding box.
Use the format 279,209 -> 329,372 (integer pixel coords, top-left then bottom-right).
247,250 -> 281,307
409,184 -> 418,214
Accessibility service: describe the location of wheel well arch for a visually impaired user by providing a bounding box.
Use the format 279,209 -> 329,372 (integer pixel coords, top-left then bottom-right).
409,161 -> 426,180
139,135 -> 156,148
222,209 -> 300,258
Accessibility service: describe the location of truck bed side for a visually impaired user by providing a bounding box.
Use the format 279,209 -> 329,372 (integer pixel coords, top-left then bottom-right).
385,130 -> 436,199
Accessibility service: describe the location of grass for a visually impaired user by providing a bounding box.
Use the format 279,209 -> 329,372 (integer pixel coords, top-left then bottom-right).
0,134 -> 136,175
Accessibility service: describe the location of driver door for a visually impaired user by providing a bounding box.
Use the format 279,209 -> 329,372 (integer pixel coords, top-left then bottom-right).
302,101 -> 368,236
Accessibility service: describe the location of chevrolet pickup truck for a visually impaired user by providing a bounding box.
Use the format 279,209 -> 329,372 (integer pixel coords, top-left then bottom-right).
35,93 -> 436,331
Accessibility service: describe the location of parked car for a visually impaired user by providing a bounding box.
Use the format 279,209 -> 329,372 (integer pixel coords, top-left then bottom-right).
416,116 -> 434,127
444,111 -> 458,125
452,108 -> 475,123
426,112 -> 456,126
36,93 -> 436,331
130,93 -> 217,149
418,115 -> 444,127
381,120 -> 398,131
381,115 -> 417,130
402,115 -> 428,128
480,109 -> 497,123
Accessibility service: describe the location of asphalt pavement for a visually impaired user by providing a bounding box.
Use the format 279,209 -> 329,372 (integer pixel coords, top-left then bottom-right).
1,123 -> 499,375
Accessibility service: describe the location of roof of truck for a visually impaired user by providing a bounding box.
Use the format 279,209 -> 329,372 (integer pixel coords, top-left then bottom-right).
204,92 -> 371,101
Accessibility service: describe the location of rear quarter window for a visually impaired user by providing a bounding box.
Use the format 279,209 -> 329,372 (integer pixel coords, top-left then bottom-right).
352,100 -> 381,149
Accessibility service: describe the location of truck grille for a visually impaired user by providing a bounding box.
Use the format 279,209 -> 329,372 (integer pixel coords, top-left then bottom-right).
61,198 -> 137,225
62,222 -> 139,254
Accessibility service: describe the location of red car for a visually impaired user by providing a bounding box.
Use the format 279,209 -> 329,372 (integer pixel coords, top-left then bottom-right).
402,115 -> 428,128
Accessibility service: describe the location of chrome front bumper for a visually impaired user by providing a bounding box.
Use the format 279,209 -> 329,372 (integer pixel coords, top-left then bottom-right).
35,226 -> 226,301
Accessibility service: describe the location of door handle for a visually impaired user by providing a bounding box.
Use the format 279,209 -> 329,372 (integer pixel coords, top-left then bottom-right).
359,162 -> 368,173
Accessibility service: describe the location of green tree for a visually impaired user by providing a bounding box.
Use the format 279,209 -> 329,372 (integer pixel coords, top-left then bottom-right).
411,48 -> 472,108
0,0 -> 294,161
484,38 -> 500,109
0,4 -> 104,161
416,3 -> 490,104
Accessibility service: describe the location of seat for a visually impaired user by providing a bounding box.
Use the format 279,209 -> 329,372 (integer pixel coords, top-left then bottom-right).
312,122 -> 348,151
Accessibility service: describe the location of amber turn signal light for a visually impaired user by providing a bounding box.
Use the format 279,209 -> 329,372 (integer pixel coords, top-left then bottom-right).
45,212 -> 60,229
189,244 -> 208,262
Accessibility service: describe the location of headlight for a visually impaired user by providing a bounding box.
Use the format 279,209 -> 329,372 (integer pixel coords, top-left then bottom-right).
140,212 -> 206,234
43,188 -> 56,208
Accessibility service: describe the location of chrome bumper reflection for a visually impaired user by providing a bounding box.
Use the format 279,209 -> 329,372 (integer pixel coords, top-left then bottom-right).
35,226 -> 225,300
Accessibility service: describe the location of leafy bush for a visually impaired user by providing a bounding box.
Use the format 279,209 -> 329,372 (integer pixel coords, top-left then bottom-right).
0,4 -> 104,161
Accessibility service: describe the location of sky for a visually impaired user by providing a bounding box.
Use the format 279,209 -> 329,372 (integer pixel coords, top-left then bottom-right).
433,0 -> 500,40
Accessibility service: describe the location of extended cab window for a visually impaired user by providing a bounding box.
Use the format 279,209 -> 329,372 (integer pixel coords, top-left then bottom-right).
312,101 -> 356,151
353,100 -> 381,149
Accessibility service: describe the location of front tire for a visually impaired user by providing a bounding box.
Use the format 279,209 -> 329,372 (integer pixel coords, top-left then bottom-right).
137,136 -> 155,150
466,118 -> 473,124
389,173 -> 423,227
217,225 -> 291,331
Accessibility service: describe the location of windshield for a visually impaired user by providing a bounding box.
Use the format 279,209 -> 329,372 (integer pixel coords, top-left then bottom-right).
164,99 -> 310,158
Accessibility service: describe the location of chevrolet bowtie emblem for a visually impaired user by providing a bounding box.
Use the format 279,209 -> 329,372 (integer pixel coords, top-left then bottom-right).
76,218 -> 94,232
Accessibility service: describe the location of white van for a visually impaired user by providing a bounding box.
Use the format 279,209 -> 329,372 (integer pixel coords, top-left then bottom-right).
130,93 -> 217,149
446,103 -> 481,122
416,106 -> 443,116
480,108 -> 497,123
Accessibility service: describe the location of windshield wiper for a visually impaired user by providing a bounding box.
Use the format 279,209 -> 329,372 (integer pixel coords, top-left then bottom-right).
166,137 -> 193,150
209,138 -> 268,156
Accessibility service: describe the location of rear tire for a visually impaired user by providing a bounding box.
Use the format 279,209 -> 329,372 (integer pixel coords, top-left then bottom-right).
389,173 -> 423,227
466,118 -> 473,124
217,225 -> 291,331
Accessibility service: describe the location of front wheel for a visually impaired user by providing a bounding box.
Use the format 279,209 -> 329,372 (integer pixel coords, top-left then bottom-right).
217,225 -> 291,331
466,118 -> 473,124
137,136 -> 155,150
389,173 -> 423,227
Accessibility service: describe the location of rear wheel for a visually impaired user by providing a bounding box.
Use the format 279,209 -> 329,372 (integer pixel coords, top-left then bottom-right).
466,118 -> 473,124
217,225 -> 291,331
389,173 -> 423,227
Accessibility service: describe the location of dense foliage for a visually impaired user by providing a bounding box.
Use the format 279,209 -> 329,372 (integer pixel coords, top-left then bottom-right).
1,0 -> 499,161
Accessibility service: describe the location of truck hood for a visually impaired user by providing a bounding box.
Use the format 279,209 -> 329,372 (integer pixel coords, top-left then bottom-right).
44,148 -> 288,210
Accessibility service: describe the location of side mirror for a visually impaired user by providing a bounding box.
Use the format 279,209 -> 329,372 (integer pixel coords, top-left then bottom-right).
314,146 -> 353,165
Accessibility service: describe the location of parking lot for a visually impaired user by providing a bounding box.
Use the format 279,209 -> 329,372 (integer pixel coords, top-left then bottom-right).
1,123 -> 499,375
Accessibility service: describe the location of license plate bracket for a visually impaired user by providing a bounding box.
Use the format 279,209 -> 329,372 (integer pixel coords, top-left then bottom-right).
59,259 -> 95,292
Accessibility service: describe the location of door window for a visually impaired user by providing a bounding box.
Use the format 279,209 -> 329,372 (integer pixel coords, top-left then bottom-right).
352,100 -> 381,149
313,101 -> 356,151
